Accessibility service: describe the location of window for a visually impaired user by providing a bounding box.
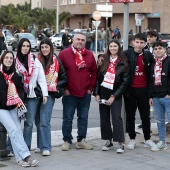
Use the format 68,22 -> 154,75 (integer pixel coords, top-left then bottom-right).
68,0 -> 76,4
60,0 -> 67,5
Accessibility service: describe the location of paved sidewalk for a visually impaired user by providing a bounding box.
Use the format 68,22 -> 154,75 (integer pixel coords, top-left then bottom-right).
0,123 -> 170,170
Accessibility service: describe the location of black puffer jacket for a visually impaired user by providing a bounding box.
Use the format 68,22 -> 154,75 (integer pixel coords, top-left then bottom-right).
123,48 -> 154,96
93,59 -> 130,99
0,68 -> 24,110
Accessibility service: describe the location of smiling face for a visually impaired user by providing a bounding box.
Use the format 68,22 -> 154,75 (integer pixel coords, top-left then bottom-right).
153,46 -> 166,58
21,41 -> 30,55
40,43 -> 51,57
3,52 -> 14,69
109,42 -> 119,56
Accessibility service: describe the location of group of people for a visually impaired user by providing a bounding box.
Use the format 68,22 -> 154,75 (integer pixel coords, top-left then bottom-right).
0,29 -> 169,167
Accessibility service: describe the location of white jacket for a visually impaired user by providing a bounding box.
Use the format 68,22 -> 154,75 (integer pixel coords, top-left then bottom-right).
27,58 -> 48,98
17,58 -> 48,98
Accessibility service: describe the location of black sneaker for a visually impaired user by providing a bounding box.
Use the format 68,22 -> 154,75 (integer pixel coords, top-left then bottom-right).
116,143 -> 124,154
102,140 -> 113,151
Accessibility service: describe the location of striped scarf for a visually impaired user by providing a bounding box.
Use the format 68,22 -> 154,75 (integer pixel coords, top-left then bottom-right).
154,55 -> 167,86
0,65 -> 22,106
15,52 -> 35,93
71,44 -> 86,69
101,56 -> 117,90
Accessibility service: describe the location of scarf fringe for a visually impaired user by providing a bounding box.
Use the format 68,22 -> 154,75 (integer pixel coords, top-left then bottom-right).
48,86 -> 57,92
7,98 -> 21,106
101,82 -> 113,90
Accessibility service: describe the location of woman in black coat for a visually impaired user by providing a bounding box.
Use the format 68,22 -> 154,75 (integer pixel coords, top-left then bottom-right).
93,39 -> 129,153
0,51 -> 38,167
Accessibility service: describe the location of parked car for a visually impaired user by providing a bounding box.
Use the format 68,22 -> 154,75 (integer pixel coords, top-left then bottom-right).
69,29 -> 87,38
49,32 -> 64,49
159,33 -> 170,54
2,29 -> 14,46
12,33 -> 38,51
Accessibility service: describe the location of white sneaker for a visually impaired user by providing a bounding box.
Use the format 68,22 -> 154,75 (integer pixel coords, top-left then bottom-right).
34,148 -> 41,153
151,141 -> 168,151
61,142 -> 71,151
42,150 -> 51,156
144,139 -> 156,148
127,140 -> 136,149
102,140 -> 113,151
116,143 -> 124,154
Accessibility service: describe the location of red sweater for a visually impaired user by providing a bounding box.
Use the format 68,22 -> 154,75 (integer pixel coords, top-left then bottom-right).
132,54 -> 147,88
58,47 -> 97,97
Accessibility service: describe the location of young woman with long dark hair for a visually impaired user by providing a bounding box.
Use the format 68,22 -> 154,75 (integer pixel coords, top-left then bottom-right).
94,39 -> 129,153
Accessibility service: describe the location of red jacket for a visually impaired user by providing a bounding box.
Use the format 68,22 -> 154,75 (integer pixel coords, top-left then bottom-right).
58,47 -> 97,97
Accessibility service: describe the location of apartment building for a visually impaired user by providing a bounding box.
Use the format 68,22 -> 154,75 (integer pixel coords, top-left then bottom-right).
3,0 -> 168,33
58,0 -> 169,33
32,0 -> 168,33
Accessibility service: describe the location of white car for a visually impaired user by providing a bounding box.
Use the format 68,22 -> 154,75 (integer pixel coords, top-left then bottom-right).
49,33 -> 64,49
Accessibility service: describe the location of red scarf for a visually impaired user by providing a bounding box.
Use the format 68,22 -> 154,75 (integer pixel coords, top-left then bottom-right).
101,57 -> 117,90
15,52 -> 35,93
0,65 -> 22,106
71,44 -> 86,69
154,55 -> 167,86
44,56 -> 60,91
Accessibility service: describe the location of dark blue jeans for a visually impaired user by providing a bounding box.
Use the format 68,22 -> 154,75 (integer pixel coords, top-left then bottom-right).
62,94 -> 91,144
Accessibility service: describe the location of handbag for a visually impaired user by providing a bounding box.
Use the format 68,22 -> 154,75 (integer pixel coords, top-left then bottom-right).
34,83 -> 43,98
53,87 -> 64,98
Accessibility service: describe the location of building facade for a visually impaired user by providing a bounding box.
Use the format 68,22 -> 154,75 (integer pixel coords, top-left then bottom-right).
57,0 -> 169,34
2,0 -> 168,34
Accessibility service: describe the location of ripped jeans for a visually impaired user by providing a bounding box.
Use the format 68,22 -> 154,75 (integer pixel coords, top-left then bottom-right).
153,97 -> 170,142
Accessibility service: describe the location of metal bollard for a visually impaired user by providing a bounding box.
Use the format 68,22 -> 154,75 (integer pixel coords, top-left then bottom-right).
0,123 -> 10,161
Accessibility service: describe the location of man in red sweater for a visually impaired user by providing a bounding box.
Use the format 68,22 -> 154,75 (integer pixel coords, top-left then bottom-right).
58,32 -> 97,151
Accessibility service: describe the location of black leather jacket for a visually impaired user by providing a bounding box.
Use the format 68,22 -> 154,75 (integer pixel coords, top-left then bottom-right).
123,48 -> 154,96
93,59 -> 130,99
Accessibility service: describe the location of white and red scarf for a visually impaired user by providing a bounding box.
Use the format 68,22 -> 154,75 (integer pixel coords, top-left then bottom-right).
44,56 -> 60,91
15,52 -> 35,93
101,56 -> 117,90
0,65 -> 22,106
71,44 -> 86,69
154,55 -> 167,86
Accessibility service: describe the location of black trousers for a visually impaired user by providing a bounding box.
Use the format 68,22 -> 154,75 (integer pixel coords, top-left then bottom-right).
99,97 -> 124,142
124,87 -> 151,140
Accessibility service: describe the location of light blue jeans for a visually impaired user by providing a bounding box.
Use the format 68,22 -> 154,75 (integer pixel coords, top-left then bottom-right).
153,97 -> 170,142
35,94 -> 55,151
23,98 -> 40,150
0,108 -> 30,163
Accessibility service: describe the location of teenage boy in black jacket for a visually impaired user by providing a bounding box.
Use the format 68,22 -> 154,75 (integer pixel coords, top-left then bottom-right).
149,41 -> 170,151
123,33 -> 156,150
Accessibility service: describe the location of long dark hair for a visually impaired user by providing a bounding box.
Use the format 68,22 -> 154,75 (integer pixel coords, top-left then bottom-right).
100,39 -> 128,72
0,51 -> 16,72
17,38 -> 31,57
39,38 -> 54,71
